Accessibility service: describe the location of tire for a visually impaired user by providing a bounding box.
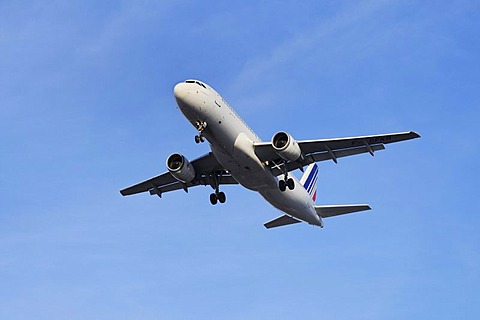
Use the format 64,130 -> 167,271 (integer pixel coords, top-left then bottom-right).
195,135 -> 200,143
209,193 -> 218,205
279,180 -> 286,192
217,192 -> 226,203
287,178 -> 295,190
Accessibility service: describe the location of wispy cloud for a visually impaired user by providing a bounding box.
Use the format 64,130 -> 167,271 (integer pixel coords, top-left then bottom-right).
81,0 -> 176,56
231,0 -> 390,92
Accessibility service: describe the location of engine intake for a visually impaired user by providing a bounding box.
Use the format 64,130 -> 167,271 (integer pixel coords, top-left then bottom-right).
272,131 -> 302,162
166,153 -> 196,183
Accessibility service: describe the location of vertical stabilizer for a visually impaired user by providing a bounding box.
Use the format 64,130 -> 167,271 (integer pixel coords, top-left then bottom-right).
300,163 -> 318,201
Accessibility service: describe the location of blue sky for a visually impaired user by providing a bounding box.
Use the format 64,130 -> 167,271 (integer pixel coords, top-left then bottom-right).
1,0 -> 479,319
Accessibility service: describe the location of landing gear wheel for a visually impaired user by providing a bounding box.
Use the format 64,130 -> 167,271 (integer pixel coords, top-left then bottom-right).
279,180 -> 286,192
287,178 -> 295,190
210,193 -> 218,205
194,134 -> 205,143
217,191 -> 226,203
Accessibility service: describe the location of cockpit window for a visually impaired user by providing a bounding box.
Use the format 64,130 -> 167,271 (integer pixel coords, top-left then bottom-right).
185,80 -> 207,89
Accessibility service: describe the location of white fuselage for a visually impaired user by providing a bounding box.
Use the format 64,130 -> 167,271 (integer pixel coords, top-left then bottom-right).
173,80 -> 322,226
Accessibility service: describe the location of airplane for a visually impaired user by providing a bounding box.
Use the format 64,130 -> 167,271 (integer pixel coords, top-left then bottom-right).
120,79 -> 420,229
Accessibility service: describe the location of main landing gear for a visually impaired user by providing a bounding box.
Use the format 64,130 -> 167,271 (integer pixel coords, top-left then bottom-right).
279,178 -> 295,192
209,171 -> 226,205
194,120 -> 207,143
210,191 -> 226,205
278,161 -> 295,192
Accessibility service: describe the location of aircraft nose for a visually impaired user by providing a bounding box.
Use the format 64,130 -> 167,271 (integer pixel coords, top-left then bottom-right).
173,82 -> 188,101
174,82 -> 196,111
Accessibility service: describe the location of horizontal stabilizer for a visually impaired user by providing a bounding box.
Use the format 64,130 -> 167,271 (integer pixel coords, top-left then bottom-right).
315,204 -> 371,218
264,215 -> 302,229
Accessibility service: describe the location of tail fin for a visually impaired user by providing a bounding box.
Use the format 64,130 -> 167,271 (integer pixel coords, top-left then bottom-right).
300,163 -> 318,202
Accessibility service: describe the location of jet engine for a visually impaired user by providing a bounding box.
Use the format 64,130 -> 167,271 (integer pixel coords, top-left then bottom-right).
166,153 -> 196,183
272,131 -> 302,162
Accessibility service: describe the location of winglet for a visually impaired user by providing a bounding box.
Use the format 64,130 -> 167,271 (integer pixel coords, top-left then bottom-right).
410,131 -> 421,138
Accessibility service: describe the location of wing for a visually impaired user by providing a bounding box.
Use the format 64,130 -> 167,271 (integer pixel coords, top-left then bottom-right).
254,131 -> 420,174
120,152 -> 238,197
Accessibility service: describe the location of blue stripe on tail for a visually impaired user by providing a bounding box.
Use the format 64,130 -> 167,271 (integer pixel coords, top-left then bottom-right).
303,164 -> 318,192
301,163 -> 319,201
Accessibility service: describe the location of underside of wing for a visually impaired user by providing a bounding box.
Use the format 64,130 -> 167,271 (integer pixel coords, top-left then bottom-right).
298,131 -> 420,155
120,152 -> 238,197
120,172 -> 176,196
254,131 -> 420,175
147,175 -> 238,197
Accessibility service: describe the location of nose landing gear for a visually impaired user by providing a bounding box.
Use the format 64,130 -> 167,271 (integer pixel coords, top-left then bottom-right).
194,120 -> 207,143
194,135 -> 205,143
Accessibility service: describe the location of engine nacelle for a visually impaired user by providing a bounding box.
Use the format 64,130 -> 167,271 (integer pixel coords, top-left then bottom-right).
272,131 -> 302,162
166,153 -> 196,183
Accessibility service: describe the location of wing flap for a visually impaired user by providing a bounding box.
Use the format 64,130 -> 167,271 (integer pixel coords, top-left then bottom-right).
315,204 -> 371,218
282,144 -> 386,173
311,144 -> 385,162
264,215 -> 302,229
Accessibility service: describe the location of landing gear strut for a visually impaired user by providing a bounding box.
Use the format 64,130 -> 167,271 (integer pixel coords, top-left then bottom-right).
194,120 -> 207,143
